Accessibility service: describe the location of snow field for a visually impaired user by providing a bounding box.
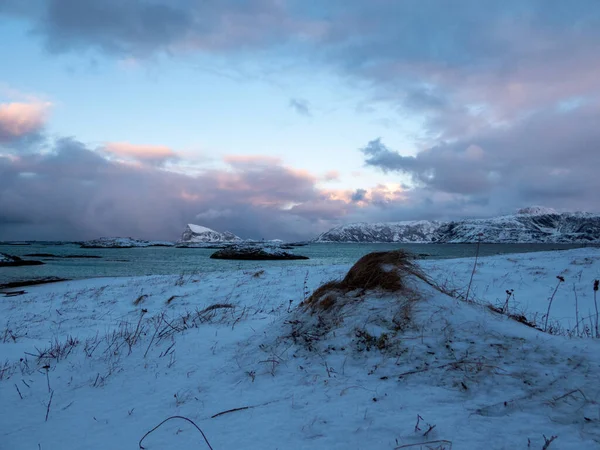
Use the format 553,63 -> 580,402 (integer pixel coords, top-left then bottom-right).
1,248 -> 600,449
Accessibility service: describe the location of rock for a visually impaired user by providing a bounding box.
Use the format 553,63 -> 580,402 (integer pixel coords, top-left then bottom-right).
0,277 -> 68,290
210,245 -> 309,260
179,224 -> 242,244
0,253 -> 45,267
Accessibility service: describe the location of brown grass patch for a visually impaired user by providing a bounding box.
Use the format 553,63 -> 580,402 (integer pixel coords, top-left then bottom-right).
166,295 -> 180,305
133,294 -> 148,306
200,303 -> 235,313
303,250 -> 426,311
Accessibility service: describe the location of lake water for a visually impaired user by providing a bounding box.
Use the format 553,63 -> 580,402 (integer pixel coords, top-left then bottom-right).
0,242 -> 595,287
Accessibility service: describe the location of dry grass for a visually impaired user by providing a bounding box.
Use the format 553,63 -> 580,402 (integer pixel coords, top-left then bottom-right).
133,294 -> 148,306
302,250 -> 426,312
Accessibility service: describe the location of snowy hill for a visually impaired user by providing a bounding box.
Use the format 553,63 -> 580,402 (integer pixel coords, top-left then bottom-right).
179,223 -> 242,243
316,208 -> 600,243
315,220 -> 441,243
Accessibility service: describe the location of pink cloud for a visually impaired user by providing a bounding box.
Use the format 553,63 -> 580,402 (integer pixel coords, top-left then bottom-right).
103,142 -> 177,163
322,170 -> 340,182
223,154 -> 283,166
0,101 -> 50,141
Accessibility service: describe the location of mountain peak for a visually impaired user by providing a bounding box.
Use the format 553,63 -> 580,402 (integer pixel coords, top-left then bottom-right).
181,224 -> 241,243
516,206 -> 558,216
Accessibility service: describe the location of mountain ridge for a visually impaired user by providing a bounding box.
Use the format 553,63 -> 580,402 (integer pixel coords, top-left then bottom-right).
315,208 -> 600,243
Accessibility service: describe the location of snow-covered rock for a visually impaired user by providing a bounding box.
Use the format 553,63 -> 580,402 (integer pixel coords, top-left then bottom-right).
80,238 -> 174,248
315,208 -> 600,243
210,244 -> 309,260
179,224 -> 242,243
315,221 -> 441,243
0,253 -> 45,267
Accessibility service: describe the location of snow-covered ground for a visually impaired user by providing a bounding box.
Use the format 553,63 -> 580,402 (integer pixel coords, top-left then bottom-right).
2,248 -> 600,449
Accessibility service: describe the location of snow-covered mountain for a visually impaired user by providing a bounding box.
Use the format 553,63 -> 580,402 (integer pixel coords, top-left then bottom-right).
315,208 -> 600,243
436,209 -> 600,243
179,224 -> 242,243
81,237 -> 174,248
315,220 -> 441,243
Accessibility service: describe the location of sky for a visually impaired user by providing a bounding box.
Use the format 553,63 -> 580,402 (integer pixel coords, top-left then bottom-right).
1,0 -> 599,241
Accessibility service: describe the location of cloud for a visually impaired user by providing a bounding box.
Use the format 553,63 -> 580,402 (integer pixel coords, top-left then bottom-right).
223,154 -> 283,167
1,0 -> 317,56
350,188 -> 367,202
0,136 -> 375,241
0,101 -> 50,142
360,100 -> 600,214
321,170 -> 339,182
103,142 -> 177,165
289,98 -> 311,117
4,1 -> 600,230
5,2 -> 599,136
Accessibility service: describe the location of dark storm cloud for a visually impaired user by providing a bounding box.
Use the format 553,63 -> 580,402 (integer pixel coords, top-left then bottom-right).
0,0 -> 304,56
0,137 -> 356,241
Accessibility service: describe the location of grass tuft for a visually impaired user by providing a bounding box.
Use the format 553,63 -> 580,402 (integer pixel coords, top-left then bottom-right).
302,250 -> 426,312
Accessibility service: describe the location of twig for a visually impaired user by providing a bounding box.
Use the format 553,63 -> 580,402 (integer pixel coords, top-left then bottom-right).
593,280 -> 599,338
398,359 -> 470,378
211,398 -> 282,419
550,388 -> 587,403
138,415 -> 213,449
45,367 -> 51,393
211,406 -> 250,418
423,424 -> 436,437
465,235 -> 482,302
394,440 -> 452,449
45,390 -> 54,422
544,276 -> 564,332
573,284 -> 580,336
414,414 -> 423,432
14,383 -> 23,399
144,316 -> 162,358
542,435 -> 558,450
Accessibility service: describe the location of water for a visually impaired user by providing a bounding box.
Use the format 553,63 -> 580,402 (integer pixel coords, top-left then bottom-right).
0,242 -> 593,286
